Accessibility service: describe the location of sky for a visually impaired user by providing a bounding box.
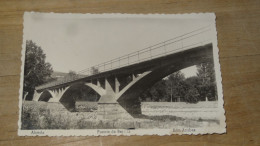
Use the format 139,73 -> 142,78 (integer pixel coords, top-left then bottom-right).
23,13 -> 215,78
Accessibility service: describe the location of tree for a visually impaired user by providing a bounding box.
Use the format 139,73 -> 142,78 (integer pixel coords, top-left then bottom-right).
23,40 -> 53,100
139,62 -> 218,103
140,80 -> 167,102
90,67 -> 99,75
196,62 -> 217,101
140,71 -> 187,102
68,70 -> 77,76
64,70 -> 78,81
184,76 -> 201,102
165,71 -> 185,102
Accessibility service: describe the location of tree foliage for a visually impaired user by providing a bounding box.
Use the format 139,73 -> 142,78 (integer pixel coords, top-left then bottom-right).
140,62 -> 217,103
196,62 -> 217,101
140,80 -> 167,102
23,40 -> 53,100
165,71 -> 185,102
90,67 -> 99,75
64,70 -> 78,81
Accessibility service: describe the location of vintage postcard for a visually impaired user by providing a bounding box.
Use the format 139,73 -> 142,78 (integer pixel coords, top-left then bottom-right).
18,12 -> 225,136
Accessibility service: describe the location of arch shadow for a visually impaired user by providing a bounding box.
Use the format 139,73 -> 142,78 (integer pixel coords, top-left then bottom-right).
38,90 -> 53,102
59,83 -> 101,112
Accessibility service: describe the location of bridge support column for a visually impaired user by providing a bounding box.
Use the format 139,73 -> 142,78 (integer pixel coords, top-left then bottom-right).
49,87 -> 69,102
115,77 -> 120,93
97,80 -> 101,87
32,90 -> 43,101
97,78 -> 133,120
132,74 -> 136,80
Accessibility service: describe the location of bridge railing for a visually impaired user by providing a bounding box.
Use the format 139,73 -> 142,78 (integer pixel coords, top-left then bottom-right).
36,25 -> 213,90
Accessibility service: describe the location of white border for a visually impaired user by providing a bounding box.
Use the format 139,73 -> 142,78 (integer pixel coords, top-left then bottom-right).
18,12 -> 225,136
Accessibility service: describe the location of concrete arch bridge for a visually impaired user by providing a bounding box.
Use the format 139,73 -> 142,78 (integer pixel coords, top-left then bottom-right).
33,27 -> 214,119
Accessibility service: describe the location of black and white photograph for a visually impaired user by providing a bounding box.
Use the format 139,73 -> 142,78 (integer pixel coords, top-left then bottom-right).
19,12 -> 225,136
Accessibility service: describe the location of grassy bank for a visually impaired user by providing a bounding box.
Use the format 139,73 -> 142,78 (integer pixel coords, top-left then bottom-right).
21,101 -> 219,130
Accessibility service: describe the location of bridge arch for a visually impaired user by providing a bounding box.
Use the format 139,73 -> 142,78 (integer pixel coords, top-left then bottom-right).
59,82 -> 101,111
116,44 -> 214,116
38,90 -> 54,102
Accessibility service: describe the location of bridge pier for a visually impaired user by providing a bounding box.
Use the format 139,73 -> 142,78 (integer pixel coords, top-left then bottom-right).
96,77 -> 134,120
32,90 -> 43,101
115,77 -> 120,93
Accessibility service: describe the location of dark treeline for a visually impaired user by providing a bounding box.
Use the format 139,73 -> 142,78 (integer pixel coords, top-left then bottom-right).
23,40 -> 53,100
140,62 -> 218,103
